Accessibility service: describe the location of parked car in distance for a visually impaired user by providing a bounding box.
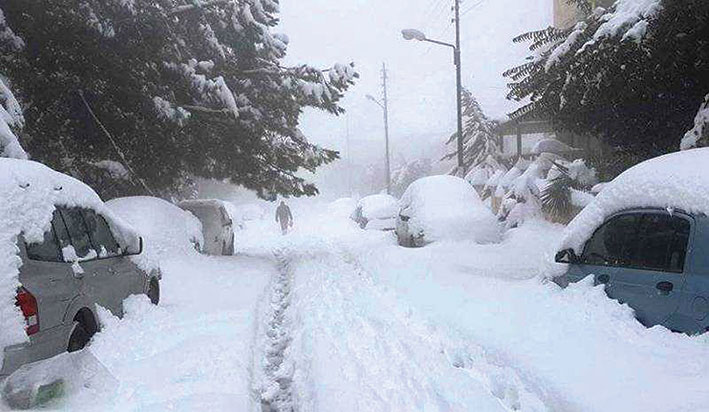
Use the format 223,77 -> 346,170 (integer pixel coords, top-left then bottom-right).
106,196 -> 204,255
350,194 -> 398,231
553,148 -> 709,335
396,175 -> 501,247
1,159 -> 160,380
177,199 -> 234,256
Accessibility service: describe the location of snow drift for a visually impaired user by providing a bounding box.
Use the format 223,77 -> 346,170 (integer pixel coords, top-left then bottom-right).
400,175 -> 501,244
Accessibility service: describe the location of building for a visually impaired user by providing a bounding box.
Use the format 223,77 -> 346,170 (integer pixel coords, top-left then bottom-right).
554,0 -> 615,29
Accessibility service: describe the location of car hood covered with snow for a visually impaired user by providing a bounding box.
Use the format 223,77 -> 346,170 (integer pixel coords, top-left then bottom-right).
559,148 -> 709,259
0,158 -> 143,364
400,175 -> 501,244
106,196 -> 204,260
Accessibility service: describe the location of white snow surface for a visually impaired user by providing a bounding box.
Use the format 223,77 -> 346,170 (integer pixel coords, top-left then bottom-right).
559,148 -> 709,259
582,0 -> 661,50
0,159 -> 143,370
680,93 -> 709,151
357,194 -> 398,220
400,175 -> 501,244
10,197 -> 709,411
106,196 -> 204,261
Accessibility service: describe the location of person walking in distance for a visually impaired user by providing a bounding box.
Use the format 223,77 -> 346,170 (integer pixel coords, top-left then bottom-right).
275,201 -> 293,235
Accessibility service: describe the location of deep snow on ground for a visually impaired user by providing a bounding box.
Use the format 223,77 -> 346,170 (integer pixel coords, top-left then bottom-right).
238,200 -> 709,412
8,197 -> 709,411
7,253 -> 273,411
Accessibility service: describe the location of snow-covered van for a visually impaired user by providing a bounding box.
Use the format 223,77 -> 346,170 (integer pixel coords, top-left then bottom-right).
177,199 -> 235,255
0,159 -> 161,381
553,148 -> 709,335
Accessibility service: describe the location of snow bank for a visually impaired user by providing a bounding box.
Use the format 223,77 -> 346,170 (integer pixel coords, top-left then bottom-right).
560,148 -> 709,255
401,175 -> 501,244
106,196 -> 203,261
357,194 -> 398,220
0,159 -> 142,369
327,197 -> 358,218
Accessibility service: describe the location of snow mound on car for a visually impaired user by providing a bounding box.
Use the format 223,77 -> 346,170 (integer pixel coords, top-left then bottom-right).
0,158 -> 142,366
358,194 -> 398,220
401,175 -> 501,244
106,196 -> 204,260
560,148 -> 709,255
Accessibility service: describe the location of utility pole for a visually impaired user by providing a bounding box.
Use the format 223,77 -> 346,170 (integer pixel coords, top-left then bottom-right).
454,0 -> 465,176
381,63 -> 392,195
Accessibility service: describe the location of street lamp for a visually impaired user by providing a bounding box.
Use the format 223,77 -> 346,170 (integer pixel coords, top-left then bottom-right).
366,91 -> 391,195
402,27 -> 465,175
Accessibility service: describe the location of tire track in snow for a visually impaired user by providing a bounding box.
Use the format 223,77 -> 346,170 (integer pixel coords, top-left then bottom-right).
255,251 -> 296,412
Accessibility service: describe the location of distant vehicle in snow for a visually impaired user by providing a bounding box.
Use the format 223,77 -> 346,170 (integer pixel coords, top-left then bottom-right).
0,159 -> 160,380
106,196 -> 204,255
395,175 -> 501,247
350,194 -> 398,231
177,199 -> 234,255
553,148 -> 709,335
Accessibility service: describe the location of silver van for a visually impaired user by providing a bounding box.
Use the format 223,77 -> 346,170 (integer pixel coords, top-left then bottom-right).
178,199 -> 235,256
0,206 -> 160,380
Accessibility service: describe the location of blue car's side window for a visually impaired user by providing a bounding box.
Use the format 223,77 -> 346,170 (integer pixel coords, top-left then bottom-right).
635,214 -> 690,273
582,214 -> 640,267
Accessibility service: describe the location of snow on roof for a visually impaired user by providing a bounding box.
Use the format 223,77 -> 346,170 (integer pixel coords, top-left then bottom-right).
0,159 -> 143,362
358,194 -> 398,220
400,175 -> 501,244
560,148 -> 709,254
531,138 -> 578,155
106,196 -> 203,260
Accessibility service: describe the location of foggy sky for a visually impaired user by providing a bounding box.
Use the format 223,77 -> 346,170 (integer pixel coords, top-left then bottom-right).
278,0 -> 551,165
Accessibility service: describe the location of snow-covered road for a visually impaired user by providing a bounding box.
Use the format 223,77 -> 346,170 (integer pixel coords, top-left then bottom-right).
8,200 -> 709,411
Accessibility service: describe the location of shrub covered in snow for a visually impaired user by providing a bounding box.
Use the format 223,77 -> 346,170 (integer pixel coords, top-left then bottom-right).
399,175 -> 501,244
106,196 -> 203,259
0,159 -> 143,369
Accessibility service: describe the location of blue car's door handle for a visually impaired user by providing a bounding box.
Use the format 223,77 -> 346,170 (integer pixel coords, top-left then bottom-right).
656,281 -> 674,295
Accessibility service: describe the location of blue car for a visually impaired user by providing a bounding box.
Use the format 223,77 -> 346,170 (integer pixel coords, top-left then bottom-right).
554,207 -> 709,335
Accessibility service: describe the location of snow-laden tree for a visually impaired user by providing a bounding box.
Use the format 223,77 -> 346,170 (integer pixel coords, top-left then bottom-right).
391,158 -> 432,197
442,88 -> 500,176
0,1 -> 357,198
680,94 -> 709,150
0,10 -> 26,160
505,0 -> 709,176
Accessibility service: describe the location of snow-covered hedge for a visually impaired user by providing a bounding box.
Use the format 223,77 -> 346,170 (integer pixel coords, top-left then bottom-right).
1,159 -> 143,367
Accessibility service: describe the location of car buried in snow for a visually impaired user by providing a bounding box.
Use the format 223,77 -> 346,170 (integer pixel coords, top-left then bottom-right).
395,175 -> 501,247
553,148 -> 709,335
177,199 -> 235,256
350,194 -> 398,231
0,159 -> 161,381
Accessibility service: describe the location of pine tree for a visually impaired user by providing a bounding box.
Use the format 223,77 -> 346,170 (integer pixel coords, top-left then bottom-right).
0,1 -> 357,199
442,88 -> 500,174
505,0 -> 709,177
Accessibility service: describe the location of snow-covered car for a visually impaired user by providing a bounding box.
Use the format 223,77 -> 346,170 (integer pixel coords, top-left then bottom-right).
350,194 -> 398,231
177,199 -> 234,256
328,197 -> 358,218
0,159 -> 160,380
553,148 -> 709,335
106,196 -> 204,256
396,175 -> 501,247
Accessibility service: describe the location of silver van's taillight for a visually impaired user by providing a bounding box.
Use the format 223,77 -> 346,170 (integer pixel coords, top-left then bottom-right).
16,287 -> 39,335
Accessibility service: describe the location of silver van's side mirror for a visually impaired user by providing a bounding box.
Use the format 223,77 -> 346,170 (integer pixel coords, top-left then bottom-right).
555,248 -> 579,264
124,237 -> 143,256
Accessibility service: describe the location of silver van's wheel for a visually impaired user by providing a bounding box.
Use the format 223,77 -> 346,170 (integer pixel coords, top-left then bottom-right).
67,323 -> 90,352
147,278 -> 160,305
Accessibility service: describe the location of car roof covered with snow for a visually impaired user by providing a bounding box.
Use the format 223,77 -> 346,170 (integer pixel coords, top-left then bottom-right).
0,158 -> 142,362
560,148 -> 709,254
400,175 -> 501,244
357,194 -> 398,220
106,196 -> 204,259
